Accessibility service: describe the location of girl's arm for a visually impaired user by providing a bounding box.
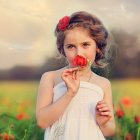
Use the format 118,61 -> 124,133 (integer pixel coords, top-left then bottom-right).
36,72 -> 74,129
96,79 -> 116,137
36,67 -> 79,129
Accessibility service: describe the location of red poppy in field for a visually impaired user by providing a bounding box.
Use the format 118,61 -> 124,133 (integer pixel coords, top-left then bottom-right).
116,107 -> 124,119
16,113 -> 30,120
17,113 -> 24,120
134,115 -> 140,124
3,133 -> 10,140
0,133 -> 15,140
125,133 -> 135,140
121,96 -> 132,107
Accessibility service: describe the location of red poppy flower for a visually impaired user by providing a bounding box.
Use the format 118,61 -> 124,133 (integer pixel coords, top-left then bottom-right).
134,115 -> 140,124
125,133 -> 135,140
121,96 -> 132,107
58,16 -> 70,31
73,55 -> 90,67
116,107 -> 124,119
3,133 -> 9,140
17,113 -> 24,120
16,113 -> 30,120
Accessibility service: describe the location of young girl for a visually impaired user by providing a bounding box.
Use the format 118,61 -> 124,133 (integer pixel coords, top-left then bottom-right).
36,11 -> 116,140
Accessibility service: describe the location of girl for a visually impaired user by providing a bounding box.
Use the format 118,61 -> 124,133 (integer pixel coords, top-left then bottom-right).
36,11 -> 116,140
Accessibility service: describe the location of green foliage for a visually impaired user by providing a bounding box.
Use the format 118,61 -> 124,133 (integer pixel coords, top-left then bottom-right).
0,80 -> 140,140
0,114 -> 44,140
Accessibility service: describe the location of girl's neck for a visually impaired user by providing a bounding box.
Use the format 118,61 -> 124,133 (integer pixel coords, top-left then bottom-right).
77,66 -> 91,76
67,65 -> 93,80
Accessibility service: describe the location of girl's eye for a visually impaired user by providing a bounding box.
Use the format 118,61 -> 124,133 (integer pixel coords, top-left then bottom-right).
83,43 -> 89,47
67,45 -> 75,49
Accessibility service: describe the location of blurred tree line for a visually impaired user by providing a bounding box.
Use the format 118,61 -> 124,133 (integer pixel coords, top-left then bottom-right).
0,29 -> 140,80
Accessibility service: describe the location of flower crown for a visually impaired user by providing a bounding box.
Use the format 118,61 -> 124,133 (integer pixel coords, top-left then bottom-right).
58,16 -> 70,31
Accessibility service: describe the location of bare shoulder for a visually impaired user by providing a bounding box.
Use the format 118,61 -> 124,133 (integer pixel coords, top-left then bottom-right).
40,71 -> 55,85
37,67 -> 67,108
92,73 -> 112,94
41,67 -> 66,79
38,71 -> 55,95
40,66 -> 67,86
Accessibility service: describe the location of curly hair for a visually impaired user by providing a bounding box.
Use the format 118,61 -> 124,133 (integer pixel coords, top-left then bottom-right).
55,11 -> 109,67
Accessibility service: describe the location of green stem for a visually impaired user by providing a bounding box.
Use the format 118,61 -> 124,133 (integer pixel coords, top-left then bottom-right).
22,129 -> 27,140
136,126 -> 140,140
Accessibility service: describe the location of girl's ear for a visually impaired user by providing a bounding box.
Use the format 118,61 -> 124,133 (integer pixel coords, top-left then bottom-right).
60,48 -> 66,57
95,47 -> 104,60
96,47 -> 100,53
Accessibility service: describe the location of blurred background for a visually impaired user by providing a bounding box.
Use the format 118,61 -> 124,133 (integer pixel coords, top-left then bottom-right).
0,0 -> 140,140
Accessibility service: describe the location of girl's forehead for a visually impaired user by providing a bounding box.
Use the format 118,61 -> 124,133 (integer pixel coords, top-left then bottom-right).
65,27 -> 90,35
64,27 -> 92,42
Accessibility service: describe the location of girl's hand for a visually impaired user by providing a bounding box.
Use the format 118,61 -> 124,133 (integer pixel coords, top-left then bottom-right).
61,67 -> 80,97
96,100 -> 112,126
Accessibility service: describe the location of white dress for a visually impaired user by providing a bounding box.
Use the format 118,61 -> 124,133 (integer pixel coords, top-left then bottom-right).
44,81 -> 106,140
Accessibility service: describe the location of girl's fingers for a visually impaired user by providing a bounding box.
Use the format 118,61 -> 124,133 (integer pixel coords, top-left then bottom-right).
96,101 -> 112,118
72,70 -> 76,80
62,72 -> 72,77
97,103 -> 106,109
64,67 -> 79,73
62,67 -> 79,80
100,111 -> 112,117
97,100 -> 105,105
98,107 -> 110,112
96,106 -> 111,117
63,67 -> 79,80
73,69 -> 79,80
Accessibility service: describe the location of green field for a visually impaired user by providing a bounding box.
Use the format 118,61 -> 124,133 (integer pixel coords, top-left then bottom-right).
0,79 -> 140,140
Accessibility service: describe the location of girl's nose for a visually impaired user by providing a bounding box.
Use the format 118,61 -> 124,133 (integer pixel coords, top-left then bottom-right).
76,48 -> 84,56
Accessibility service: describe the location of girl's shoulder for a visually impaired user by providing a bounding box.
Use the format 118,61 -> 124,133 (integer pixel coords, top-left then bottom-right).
95,73 -> 111,85
42,66 -> 67,77
41,66 -> 67,86
91,72 -> 111,94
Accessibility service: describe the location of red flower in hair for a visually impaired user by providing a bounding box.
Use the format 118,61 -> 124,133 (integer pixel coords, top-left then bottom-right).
73,55 -> 92,67
58,16 -> 70,31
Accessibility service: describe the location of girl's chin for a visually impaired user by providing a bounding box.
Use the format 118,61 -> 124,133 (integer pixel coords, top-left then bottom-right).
78,66 -> 87,70
69,65 -> 87,70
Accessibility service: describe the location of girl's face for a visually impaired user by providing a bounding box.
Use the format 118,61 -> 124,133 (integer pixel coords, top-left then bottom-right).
64,27 -> 97,68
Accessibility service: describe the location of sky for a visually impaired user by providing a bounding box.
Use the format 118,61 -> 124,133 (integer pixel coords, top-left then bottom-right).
0,0 -> 140,70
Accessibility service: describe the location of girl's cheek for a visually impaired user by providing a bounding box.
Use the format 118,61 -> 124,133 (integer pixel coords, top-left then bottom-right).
65,49 -> 76,57
89,53 -> 96,63
65,53 -> 75,63
68,56 -> 75,64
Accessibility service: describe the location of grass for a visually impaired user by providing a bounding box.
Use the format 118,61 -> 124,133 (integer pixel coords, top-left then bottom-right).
0,79 -> 140,140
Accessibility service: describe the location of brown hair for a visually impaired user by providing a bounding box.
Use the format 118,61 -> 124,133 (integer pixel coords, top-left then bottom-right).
55,11 -> 109,67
